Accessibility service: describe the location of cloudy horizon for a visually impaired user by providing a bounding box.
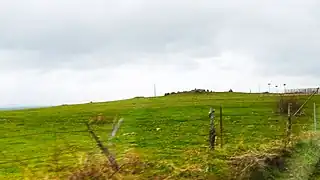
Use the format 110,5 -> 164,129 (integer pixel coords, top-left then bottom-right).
1,0 -> 319,107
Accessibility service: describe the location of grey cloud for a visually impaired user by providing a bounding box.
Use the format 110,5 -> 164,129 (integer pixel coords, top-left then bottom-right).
208,0 -> 320,76
0,0 -> 320,77
0,0 -> 226,71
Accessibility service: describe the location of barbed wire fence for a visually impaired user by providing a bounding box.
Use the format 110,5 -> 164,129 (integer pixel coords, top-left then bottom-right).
208,90 -> 319,152
1,92 -> 320,178
208,107 -> 286,151
0,117 -> 126,179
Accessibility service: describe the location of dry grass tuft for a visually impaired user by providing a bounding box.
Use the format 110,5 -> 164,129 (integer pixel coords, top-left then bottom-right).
89,114 -> 112,125
229,147 -> 289,180
68,150 -> 147,180
119,150 -> 147,175
69,161 -> 117,180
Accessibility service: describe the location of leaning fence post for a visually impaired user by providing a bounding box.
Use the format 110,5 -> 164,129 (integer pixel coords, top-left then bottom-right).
85,123 -> 119,171
209,108 -> 216,150
219,105 -> 223,148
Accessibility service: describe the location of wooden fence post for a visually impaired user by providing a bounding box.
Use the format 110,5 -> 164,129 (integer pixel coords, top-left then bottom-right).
209,108 -> 216,150
220,105 -> 223,148
314,102 -> 317,132
286,103 -> 292,148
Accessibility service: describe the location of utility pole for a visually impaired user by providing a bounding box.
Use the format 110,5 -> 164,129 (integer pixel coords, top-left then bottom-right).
268,83 -> 271,93
154,84 -> 157,97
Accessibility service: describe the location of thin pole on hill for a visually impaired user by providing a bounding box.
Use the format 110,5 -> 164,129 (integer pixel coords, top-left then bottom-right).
85,123 -> 119,171
220,105 -> 223,148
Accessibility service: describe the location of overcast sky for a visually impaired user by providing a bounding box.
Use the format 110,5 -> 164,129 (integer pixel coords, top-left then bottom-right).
0,0 -> 319,106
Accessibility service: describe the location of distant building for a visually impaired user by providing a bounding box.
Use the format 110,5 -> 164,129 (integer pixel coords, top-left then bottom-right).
285,88 -> 319,94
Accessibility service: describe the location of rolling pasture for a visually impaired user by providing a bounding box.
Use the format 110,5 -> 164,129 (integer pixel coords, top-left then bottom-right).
0,92 -> 318,179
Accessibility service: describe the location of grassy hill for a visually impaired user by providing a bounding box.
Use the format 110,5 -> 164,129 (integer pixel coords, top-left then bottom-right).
0,92 -> 318,179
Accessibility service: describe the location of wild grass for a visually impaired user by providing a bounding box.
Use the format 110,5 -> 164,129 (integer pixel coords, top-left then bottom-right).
0,92 -> 319,179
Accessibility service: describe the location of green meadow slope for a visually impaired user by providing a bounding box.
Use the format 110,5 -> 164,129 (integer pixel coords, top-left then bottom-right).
0,93 -> 318,179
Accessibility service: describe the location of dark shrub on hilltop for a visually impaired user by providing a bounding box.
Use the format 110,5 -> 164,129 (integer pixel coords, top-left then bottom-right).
164,88 -> 213,96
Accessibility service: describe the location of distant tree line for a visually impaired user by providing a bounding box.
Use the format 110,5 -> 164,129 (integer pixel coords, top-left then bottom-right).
164,88 -> 212,96
164,88 -> 235,96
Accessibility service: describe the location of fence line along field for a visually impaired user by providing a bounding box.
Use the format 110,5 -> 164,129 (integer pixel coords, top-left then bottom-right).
0,92 -> 319,179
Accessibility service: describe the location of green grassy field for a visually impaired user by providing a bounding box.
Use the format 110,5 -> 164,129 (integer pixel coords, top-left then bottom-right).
0,92 -> 318,179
